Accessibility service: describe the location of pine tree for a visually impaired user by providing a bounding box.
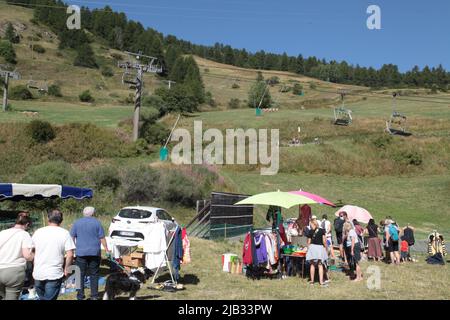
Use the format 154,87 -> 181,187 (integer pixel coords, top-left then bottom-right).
164,45 -> 181,72
0,40 -> 17,64
223,45 -> 235,65
296,54 -> 305,74
73,44 -> 98,68
149,36 -> 164,60
184,56 -> 205,103
5,22 -> 19,44
280,52 -> 289,71
169,56 -> 188,83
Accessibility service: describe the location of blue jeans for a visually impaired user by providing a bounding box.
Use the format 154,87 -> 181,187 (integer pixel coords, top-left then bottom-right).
35,278 -> 63,300
76,256 -> 101,300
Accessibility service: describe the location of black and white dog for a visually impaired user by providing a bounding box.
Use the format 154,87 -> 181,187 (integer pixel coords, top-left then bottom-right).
103,268 -> 153,300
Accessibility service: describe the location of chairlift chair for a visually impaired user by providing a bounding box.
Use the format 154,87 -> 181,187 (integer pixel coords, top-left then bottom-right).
27,75 -> 48,94
385,93 -> 412,136
333,92 -> 353,126
27,80 -> 39,90
122,70 -> 137,86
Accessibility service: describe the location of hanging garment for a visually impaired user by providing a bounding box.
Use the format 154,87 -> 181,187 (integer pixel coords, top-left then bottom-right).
181,227 -> 191,264
172,227 -> 183,281
254,233 -> 268,265
264,234 -> 276,265
403,227 -> 415,246
242,233 -> 253,265
428,232 -> 447,256
266,206 -> 280,229
279,223 -> 288,245
298,205 -> 311,230
268,233 -> 278,262
142,222 -> 168,269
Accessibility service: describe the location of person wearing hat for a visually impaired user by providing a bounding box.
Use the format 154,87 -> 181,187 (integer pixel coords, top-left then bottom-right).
70,207 -> 110,300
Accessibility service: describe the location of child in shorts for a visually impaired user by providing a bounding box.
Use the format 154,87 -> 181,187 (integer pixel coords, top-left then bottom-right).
400,236 -> 409,262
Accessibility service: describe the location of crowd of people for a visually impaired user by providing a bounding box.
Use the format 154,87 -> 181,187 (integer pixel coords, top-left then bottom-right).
301,211 -> 416,287
0,207 -> 110,300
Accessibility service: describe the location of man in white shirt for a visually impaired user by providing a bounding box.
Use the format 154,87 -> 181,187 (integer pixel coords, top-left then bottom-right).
32,209 -> 75,300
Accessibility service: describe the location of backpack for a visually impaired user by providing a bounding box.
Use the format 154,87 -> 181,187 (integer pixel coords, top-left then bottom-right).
389,224 -> 399,241
334,218 -> 344,233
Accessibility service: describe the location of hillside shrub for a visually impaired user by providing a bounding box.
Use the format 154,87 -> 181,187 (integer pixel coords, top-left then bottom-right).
267,76 -> 280,85
159,166 -> 219,207
141,122 -> 170,145
49,123 -> 136,161
228,98 -> 240,109
120,165 -> 160,203
48,84 -> 62,97
32,44 -> 46,54
79,90 -> 94,102
89,165 -> 121,192
26,120 -> 55,143
292,83 -> 303,95
9,85 -> 33,100
101,66 -> 114,77
205,91 -> 216,107
372,135 -> 393,149
247,81 -> 272,108
392,150 -> 423,166
159,170 -> 199,207
231,83 -> 240,89
21,160 -> 80,185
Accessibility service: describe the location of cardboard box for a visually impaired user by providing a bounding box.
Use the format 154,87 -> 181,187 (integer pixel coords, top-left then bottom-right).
130,251 -> 145,259
122,255 -> 143,268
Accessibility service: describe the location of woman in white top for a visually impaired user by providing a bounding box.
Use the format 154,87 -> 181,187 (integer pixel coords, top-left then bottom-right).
0,212 -> 34,300
343,222 -> 363,282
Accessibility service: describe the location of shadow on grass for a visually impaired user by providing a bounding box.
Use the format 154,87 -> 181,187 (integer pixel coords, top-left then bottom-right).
151,273 -> 200,285
179,274 -> 200,285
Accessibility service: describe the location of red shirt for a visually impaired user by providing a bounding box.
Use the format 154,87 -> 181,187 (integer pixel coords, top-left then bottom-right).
242,233 -> 253,265
400,240 -> 409,252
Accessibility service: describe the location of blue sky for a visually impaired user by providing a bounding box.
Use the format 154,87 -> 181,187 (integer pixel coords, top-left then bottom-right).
73,0 -> 450,72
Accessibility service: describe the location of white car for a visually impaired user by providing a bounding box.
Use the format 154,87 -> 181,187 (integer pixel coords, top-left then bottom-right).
108,206 -> 178,242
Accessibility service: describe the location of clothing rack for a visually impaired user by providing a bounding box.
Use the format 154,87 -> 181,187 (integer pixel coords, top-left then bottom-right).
151,226 -> 178,285
250,207 -> 283,275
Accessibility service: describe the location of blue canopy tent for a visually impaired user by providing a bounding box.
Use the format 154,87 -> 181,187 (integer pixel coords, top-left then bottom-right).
0,183 -> 93,231
0,183 -> 93,202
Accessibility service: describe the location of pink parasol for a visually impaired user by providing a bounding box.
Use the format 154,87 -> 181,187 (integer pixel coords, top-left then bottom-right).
288,190 -> 336,207
334,205 -> 373,224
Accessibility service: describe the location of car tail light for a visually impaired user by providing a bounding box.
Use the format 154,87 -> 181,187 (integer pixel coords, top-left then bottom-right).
112,218 -> 120,223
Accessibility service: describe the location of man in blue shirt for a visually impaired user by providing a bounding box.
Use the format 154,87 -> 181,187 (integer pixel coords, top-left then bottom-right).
70,207 -> 109,300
